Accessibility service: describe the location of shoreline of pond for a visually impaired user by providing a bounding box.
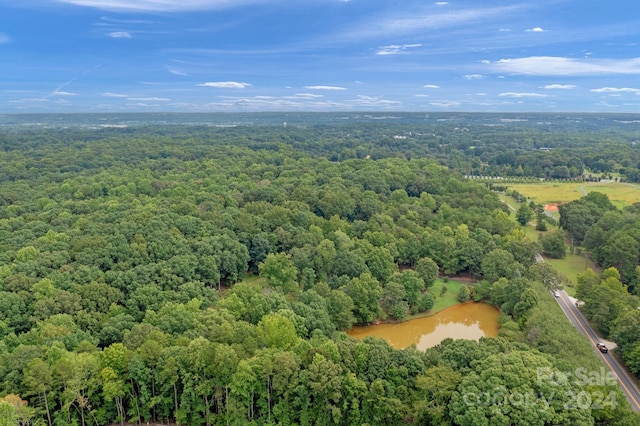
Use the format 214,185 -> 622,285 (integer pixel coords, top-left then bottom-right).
347,301 -> 500,350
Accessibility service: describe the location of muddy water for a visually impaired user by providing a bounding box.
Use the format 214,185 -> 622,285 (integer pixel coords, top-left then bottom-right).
347,302 -> 500,350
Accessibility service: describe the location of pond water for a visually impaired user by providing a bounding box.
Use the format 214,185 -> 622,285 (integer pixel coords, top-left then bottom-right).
347,302 -> 500,350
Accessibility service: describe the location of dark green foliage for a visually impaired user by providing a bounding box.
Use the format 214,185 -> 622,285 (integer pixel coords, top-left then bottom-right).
0,120 -> 637,425
540,230 -> 567,258
456,284 -> 470,302
515,203 -> 533,225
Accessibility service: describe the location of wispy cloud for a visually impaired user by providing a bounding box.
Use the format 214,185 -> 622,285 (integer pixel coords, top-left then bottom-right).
492,56 -> 640,75
352,95 -> 401,107
435,2 -> 449,5
304,85 -> 347,91
51,91 -> 78,96
108,31 -> 132,39
464,74 -> 485,80
429,101 -> 460,107
339,4 -> 524,41
499,92 -> 548,98
128,97 -> 171,101
198,81 -> 252,88
292,93 -> 324,98
55,0 -> 268,12
45,67 -> 96,99
423,85 -> 440,89
102,92 -> 128,97
167,68 -> 187,76
0,33 -> 10,44
543,84 -> 576,89
376,44 -> 422,56
525,27 -> 546,32
590,87 -> 640,93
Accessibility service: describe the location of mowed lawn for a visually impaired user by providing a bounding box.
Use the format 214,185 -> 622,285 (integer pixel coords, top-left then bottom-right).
431,279 -> 464,313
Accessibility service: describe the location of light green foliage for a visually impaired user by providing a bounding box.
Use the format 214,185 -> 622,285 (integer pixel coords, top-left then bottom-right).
259,252 -> 299,294
15,246 -> 40,263
257,313 -> 299,350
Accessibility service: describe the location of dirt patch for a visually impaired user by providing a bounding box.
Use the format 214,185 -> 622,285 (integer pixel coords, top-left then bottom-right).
544,203 -> 559,212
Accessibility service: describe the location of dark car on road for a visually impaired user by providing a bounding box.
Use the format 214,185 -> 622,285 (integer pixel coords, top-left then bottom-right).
596,342 -> 608,353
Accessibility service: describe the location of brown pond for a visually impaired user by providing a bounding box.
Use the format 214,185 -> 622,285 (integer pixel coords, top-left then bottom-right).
347,302 -> 500,350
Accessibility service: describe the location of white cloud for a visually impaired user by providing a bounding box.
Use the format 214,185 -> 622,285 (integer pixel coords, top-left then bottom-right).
108,31 -> 132,38
376,44 -> 422,55
352,95 -> 401,107
51,91 -> 78,96
54,0 -> 267,12
543,84 -> 577,89
464,74 -> 485,80
128,97 -> 171,101
435,2 -> 448,5
167,68 -> 187,76
423,84 -> 440,89
304,85 -> 348,91
590,87 -> 640,93
499,92 -> 548,98
198,81 -> 252,89
429,101 -> 460,107
0,33 -> 10,44
293,93 -> 324,98
525,27 -> 546,32
492,56 -> 640,75
102,92 -> 128,97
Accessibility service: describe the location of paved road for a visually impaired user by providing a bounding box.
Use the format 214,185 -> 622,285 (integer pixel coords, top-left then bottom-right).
555,290 -> 640,412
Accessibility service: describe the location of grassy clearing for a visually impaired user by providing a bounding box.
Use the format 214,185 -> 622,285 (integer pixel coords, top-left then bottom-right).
430,279 -> 464,313
544,253 -> 597,297
403,279 -> 467,321
507,181 -> 640,209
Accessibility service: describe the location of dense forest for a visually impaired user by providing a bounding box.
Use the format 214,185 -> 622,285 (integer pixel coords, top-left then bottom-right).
0,116 -> 639,425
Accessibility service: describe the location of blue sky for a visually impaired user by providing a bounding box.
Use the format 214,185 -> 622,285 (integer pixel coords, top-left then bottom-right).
1,0 -> 639,113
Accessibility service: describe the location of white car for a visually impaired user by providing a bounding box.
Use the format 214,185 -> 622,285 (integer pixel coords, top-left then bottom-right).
553,291 -> 560,298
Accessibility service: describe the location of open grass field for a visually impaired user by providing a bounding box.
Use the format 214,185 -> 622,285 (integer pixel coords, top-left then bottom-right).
544,253 -> 596,296
507,181 -> 640,210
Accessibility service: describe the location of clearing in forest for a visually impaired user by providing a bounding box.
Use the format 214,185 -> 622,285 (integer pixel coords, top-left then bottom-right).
508,181 -> 640,209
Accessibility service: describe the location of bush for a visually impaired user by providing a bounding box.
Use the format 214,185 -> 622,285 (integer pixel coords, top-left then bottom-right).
457,285 -> 470,302
418,292 -> 435,312
440,283 -> 448,296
